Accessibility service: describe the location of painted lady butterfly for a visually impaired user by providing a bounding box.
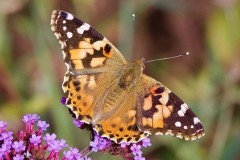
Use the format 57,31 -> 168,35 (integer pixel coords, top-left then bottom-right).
51,10 -> 204,143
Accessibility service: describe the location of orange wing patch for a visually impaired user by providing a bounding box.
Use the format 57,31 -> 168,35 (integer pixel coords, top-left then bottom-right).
94,111 -> 148,143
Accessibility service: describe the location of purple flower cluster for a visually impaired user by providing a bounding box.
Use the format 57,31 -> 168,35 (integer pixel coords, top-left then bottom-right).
88,131 -> 151,160
1,111 -> 152,159
90,133 -> 110,152
0,114 -> 91,160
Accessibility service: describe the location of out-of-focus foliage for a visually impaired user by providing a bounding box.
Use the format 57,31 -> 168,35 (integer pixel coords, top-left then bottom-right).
0,0 -> 240,159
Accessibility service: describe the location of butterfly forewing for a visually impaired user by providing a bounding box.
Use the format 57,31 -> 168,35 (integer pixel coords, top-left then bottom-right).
51,10 -> 127,72
51,10 -> 126,123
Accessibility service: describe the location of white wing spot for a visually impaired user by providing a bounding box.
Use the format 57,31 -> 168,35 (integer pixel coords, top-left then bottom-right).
82,23 -> 90,30
63,26 -> 67,31
193,117 -> 200,124
63,20 -> 66,24
175,121 -> 181,127
66,13 -> 74,20
178,110 -> 184,117
184,126 -> 188,129
67,32 -> 73,38
178,103 -> 188,117
191,125 -> 194,129
77,23 -> 90,34
77,28 -> 84,34
181,103 -> 188,111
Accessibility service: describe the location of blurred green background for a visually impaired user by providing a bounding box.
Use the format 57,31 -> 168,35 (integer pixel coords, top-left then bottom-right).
0,0 -> 240,160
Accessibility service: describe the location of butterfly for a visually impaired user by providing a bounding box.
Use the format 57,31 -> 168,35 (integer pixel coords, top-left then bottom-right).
51,10 -> 204,143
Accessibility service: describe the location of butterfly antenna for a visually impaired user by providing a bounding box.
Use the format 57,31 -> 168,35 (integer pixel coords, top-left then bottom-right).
144,52 -> 190,63
132,13 -> 139,60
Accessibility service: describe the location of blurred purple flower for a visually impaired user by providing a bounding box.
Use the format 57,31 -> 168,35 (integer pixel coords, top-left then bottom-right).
0,143 -> 11,155
0,121 -> 7,133
63,147 -> 82,159
61,97 -> 67,104
13,154 -> 24,160
120,142 -> 130,148
12,140 -> 26,152
130,144 -> 142,156
90,134 -> 110,152
22,114 -> 40,124
30,134 -> 41,146
73,119 -> 84,128
1,113 -> 152,159
141,138 -> 151,147
0,131 -> 13,142
58,139 -> 68,149
134,155 -> 145,160
44,133 -> 57,143
37,120 -> 49,131
47,139 -> 68,152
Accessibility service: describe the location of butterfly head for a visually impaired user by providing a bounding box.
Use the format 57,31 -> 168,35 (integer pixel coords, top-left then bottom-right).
133,59 -> 145,71
118,60 -> 145,88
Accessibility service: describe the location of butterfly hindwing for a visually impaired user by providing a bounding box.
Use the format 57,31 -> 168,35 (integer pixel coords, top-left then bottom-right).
92,86 -> 148,143
138,75 -> 204,140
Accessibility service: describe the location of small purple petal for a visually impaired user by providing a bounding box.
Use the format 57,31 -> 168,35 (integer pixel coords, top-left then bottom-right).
0,131 -> 13,142
73,119 -> 84,128
13,154 -> 24,160
63,147 -> 82,160
141,138 -> 151,147
12,140 -> 26,152
22,114 -> 40,123
47,139 -> 67,152
130,144 -> 142,156
37,120 -> 49,131
47,140 -> 61,152
134,155 -> 145,160
30,134 -> 42,146
0,121 -> 7,133
58,139 -> 68,148
90,134 -> 110,152
44,133 -> 56,143
120,142 -> 130,148
0,143 -> 11,155
61,97 -> 67,104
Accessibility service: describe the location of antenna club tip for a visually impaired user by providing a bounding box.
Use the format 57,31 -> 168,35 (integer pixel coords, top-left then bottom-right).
186,52 -> 190,55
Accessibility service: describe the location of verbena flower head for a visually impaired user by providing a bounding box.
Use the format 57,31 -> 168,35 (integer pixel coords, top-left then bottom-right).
87,129 -> 151,159
22,114 -> 40,124
0,114 -> 91,160
1,113 -> 152,159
